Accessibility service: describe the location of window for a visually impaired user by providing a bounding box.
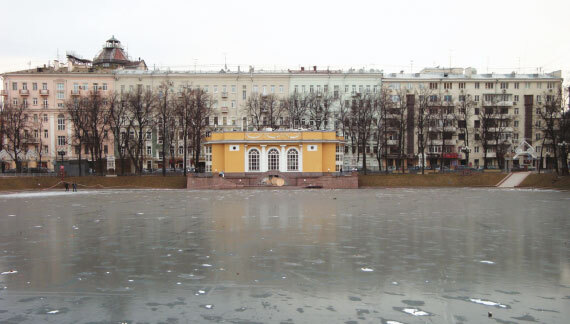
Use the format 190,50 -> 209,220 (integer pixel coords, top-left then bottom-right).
12,82 -> 17,90
536,95 -> 541,103
514,82 -> 519,89
536,108 -> 541,114
32,83 -> 38,90
287,149 -> 298,171
103,83 -> 108,91
242,90 -> 246,99
248,149 -> 260,171
44,129 -> 49,138
268,148 -> 279,171
214,86 -> 218,93
537,82 -> 542,89
500,82 -> 508,89
458,82 -> 465,89
536,133 -> 541,140
525,82 -> 530,89
474,147 -> 479,153
474,120 -> 480,128
459,95 -> 466,102
514,120 -> 519,127
485,82 -> 494,89
475,82 -> 480,89
33,97 -> 38,105
514,95 -> 519,102
253,85 -> 258,93
13,98 -> 18,106
514,108 -> 519,115
57,136 -> 66,146
345,85 -> 349,93
43,114 -> 48,122
513,133 -> 519,140
443,82 -> 452,90
310,85 -> 314,93
429,82 -> 438,89
547,82 -> 555,89
444,95 -> 452,102
474,95 -> 479,102
57,115 -> 65,130
271,85 -> 275,93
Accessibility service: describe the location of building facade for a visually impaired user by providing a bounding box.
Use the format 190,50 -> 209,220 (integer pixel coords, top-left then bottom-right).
205,130 -> 344,174
1,37 -> 564,173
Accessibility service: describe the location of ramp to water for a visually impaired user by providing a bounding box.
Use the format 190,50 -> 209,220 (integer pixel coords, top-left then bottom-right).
497,171 -> 531,188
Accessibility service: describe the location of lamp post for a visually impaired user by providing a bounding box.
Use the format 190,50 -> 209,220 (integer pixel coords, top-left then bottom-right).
461,146 -> 471,167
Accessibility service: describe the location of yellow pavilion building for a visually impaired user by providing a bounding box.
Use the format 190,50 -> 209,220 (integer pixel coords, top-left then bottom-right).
204,130 -> 345,175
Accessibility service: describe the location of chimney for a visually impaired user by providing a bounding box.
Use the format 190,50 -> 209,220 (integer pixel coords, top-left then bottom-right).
54,60 -> 59,71
313,66 -> 317,72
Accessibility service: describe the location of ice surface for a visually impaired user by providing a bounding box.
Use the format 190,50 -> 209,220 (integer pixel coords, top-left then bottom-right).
0,188 -> 567,323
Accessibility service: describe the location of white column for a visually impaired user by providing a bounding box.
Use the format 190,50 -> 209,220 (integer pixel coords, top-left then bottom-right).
298,145 -> 303,172
280,145 -> 286,172
261,145 -> 267,172
244,145 -> 248,172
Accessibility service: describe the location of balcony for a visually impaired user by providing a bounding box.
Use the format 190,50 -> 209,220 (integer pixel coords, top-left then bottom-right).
23,136 -> 40,144
71,89 -> 81,96
19,89 -> 30,96
221,107 -> 229,113
0,90 -> 7,96
386,139 -> 399,146
221,92 -> 228,98
39,89 -> 49,96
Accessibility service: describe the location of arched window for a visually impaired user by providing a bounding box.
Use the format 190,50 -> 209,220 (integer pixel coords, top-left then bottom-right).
267,148 -> 280,171
287,149 -> 298,171
248,149 -> 260,171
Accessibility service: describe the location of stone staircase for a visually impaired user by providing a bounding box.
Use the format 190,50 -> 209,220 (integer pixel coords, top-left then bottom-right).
496,172 -> 531,188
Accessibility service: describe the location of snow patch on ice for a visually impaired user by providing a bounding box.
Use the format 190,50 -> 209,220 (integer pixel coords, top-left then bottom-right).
469,298 -> 507,308
361,267 -> 374,272
1,270 -> 18,275
479,260 -> 495,264
47,310 -> 59,314
403,308 -> 429,316
202,264 -> 212,267
386,321 -> 405,324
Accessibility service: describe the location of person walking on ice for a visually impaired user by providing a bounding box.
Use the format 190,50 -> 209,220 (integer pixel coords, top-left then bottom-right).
72,182 -> 77,192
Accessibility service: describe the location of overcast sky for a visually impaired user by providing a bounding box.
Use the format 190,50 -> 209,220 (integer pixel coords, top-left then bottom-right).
1,0 -> 569,81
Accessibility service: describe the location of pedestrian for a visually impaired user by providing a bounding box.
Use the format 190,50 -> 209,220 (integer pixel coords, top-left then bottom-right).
64,182 -> 69,192
72,182 -> 77,192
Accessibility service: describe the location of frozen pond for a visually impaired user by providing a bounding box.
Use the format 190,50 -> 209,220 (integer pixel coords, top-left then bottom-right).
0,188 -> 569,323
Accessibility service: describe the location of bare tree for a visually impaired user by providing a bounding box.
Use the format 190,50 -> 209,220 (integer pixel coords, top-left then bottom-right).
537,86 -> 570,175
175,86 -> 193,176
283,92 -> 308,129
415,87 -> 432,174
65,96 -> 89,176
84,90 -> 111,175
244,93 -> 284,130
107,92 -> 130,175
306,92 -> 334,130
1,103 -> 29,172
393,89 -> 409,172
156,81 -> 176,176
188,88 -> 212,171
373,85 -> 391,173
125,87 -> 156,175
351,92 -> 376,174
456,92 -> 475,166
